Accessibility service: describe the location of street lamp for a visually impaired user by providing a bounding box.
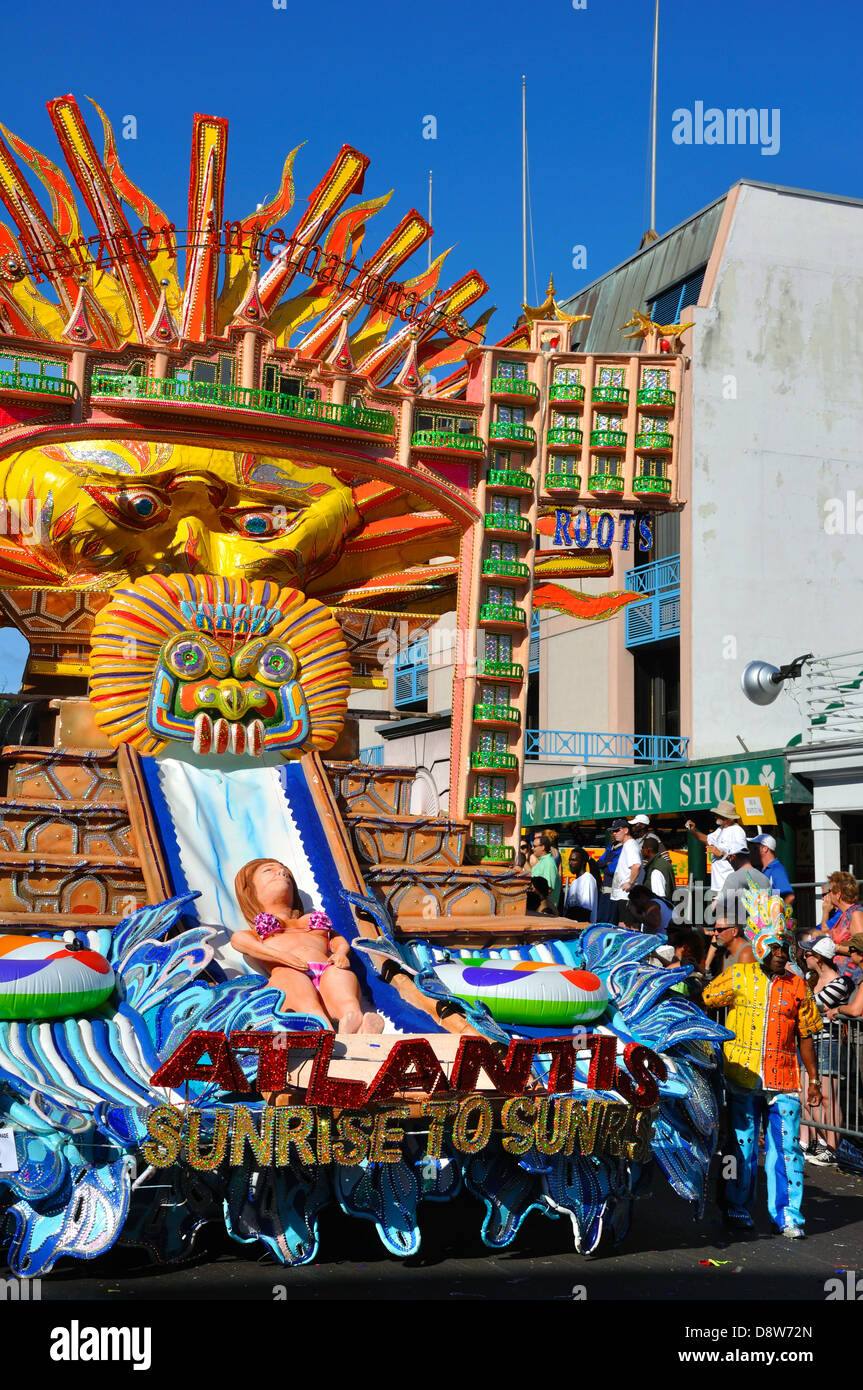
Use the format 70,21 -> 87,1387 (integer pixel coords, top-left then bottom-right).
741,653 -> 813,706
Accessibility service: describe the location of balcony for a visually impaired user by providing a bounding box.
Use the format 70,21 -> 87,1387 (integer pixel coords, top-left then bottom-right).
487,468 -> 532,493
471,748 -> 519,772
481,559 -> 530,582
467,796 -> 517,819
549,383 -> 585,406
475,659 -> 524,682
411,428 -> 483,455
589,429 -> 626,451
546,427 -> 583,450
488,422 -> 536,449
635,430 -> 673,452
592,385 -> 629,407
478,602 -> 527,628
91,374 -> 395,435
589,472 -> 625,493
637,386 -> 676,410
490,375 -> 538,403
484,513 -> 531,536
467,842 -> 515,864
545,471 -> 581,495
474,703 -> 520,726
524,729 -> 689,763
633,474 -> 672,497
0,360 -> 75,401
394,639 -> 429,709
624,554 -> 681,648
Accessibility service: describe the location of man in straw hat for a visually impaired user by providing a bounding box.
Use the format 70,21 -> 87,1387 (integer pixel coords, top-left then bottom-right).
702,883 -> 823,1240
685,798 -> 747,893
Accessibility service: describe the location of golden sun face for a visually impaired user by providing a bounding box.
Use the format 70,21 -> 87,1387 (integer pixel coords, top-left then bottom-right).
0,439 -> 360,589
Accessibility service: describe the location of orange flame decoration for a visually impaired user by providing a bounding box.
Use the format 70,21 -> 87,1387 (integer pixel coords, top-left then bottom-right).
0,96 -> 489,377
532,583 -> 640,623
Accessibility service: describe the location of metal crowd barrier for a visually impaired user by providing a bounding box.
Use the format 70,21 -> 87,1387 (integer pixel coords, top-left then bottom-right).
803,1013 -> 863,1143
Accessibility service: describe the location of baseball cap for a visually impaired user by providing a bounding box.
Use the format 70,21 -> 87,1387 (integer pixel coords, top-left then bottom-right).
652,944 -> 676,965
849,933 -> 863,954
629,814 -> 650,826
808,937 -> 837,961
747,833 -> 777,851
609,818 -> 629,830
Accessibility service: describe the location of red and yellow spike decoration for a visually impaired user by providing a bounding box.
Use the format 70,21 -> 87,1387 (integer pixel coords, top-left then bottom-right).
0,96 -> 489,383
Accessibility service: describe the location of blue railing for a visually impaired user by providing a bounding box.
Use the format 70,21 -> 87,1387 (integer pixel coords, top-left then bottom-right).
524,730 -> 689,763
625,553 -> 681,647
358,745 -> 384,766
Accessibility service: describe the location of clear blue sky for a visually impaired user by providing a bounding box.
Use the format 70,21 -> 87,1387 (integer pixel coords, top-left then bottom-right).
0,0 -> 858,687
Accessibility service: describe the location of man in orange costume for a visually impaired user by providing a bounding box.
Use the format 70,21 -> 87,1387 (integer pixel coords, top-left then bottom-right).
702,890 -> 823,1239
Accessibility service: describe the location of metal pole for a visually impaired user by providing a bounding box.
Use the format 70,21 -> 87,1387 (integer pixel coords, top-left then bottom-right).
650,0 -> 660,232
522,75 -> 528,304
428,170 -> 433,272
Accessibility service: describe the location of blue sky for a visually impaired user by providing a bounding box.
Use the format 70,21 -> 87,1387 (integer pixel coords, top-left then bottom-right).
0,0 -> 858,687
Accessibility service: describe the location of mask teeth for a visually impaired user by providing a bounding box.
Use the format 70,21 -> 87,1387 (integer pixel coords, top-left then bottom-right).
230,722 -> 246,756
193,712 -> 213,756
248,719 -> 264,757
213,717 -> 230,756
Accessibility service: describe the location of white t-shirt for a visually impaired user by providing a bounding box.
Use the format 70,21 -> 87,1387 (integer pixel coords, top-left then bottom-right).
611,838 -> 644,900
650,867 -> 670,899
707,823 -> 748,891
565,871 -> 598,923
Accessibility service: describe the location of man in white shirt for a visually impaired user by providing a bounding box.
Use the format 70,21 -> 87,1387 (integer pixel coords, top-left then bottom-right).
685,799 -> 747,893
609,818 -> 644,922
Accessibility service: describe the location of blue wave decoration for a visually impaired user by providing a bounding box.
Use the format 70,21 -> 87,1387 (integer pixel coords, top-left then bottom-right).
0,901 -> 729,1270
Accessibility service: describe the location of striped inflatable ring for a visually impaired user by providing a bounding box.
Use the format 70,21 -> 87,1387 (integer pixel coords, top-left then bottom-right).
0,936 -> 115,1020
432,959 -> 609,1028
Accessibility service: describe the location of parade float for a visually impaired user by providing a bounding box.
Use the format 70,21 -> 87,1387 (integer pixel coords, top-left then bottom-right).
0,96 -> 729,1275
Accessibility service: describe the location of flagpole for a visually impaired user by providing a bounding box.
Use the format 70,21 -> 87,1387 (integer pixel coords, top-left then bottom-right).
650,0 -> 659,233
521,76 -> 528,305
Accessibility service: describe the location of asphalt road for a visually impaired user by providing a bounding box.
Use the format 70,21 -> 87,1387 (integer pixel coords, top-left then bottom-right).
27,1157 -> 863,1302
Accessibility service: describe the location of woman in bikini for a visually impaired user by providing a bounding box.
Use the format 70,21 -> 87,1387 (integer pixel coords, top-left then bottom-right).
232,858 -> 383,1034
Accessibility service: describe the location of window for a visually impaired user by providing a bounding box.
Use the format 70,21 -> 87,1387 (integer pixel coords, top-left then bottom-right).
485,632 -> 513,661
497,405 -> 525,425
594,414 -> 624,433
506,497 -> 521,516
485,585 -> 515,608
415,410 -> 474,435
638,459 -> 666,479
497,360 -> 527,380
641,367 -> 670,391
191,359 -> 218,385
555,455 -> 579,476
597,366 -> 626,388
481,684 -> 510,707
263,365 -> 301,395
553,366 -> 581,385
649,267 -> 706,326
494,450 -> 511,469
637,415 -> 668,435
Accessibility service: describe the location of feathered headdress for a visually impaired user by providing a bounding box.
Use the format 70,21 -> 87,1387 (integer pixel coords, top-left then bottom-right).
742,877 -> 793,962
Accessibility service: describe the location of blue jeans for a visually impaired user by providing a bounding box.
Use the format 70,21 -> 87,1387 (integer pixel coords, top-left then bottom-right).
724,1088 -> 805,1230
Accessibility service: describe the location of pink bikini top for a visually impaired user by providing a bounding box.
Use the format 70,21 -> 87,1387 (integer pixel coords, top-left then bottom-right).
253,909 -> 333,940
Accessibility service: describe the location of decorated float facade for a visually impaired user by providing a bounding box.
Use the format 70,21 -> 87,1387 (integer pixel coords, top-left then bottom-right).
0,97 -> 726,1276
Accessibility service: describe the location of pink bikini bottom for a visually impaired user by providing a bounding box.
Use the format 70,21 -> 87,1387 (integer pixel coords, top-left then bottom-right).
307,961 -> 333,991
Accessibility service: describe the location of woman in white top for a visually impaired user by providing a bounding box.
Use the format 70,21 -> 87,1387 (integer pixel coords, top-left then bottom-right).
564,846 -> 598,924
685,799 -> 747,893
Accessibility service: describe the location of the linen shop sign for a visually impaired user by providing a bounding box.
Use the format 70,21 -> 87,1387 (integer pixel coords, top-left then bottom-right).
522,753 -> 811,826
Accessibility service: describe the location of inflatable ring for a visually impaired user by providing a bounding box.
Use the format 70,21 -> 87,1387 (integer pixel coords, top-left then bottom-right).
0,935 -> 115,1020
432,959 -> 608,1028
